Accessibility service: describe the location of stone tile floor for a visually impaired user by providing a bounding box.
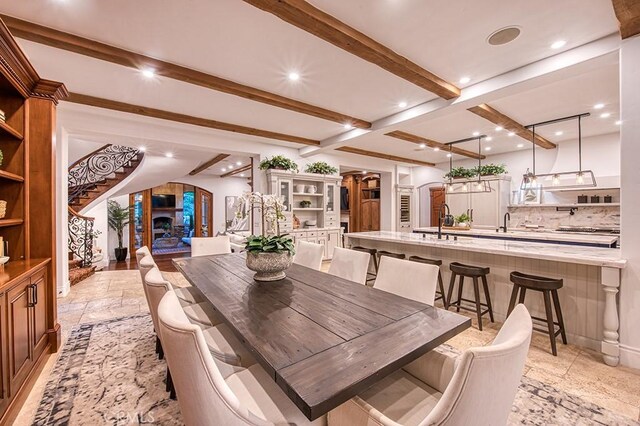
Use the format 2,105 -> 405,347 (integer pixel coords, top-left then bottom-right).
14,268 -> 640,424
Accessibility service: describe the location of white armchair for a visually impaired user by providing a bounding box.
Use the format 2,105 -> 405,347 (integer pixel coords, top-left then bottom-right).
328,304 -> 532,426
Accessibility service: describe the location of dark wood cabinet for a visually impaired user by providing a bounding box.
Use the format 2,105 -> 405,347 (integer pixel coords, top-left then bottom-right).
31,269 -> 48,361
0,292 -> 7,414
7,278 -> 33,394
360,199 -> 380,231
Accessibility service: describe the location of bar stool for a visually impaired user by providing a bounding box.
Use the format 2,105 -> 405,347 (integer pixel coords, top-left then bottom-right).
408,256 -> 448,309
508,271 -> 567,356
377,250 -> 406,261
352,246 -> 379,285
447,262 -> 494,330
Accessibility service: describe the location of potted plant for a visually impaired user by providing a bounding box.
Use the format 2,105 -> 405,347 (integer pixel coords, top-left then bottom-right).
299,200 -> 312,208
305,161 -> 338,175
238,192 -> 295,281
107,200 -> 131,262
454,213 -> 472,228
476,163 -> 507,176
259,155 -> 298,172
444,166 -> 477,180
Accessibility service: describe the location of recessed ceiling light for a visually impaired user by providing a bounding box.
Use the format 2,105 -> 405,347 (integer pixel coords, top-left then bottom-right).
517,143 -> 524,148
446,153 -> 452,158
495,126 -> 503,132
472,131 -> 480,136
433,147 -> 440,152
486,136 -> 493,141
550,40 -> 566,49
615,120 -> 622,125
288,72 -> 300,81
508,132 -> 515,137
236,161 -> 242,166
228,164 -> 233,169
138,146 -> 146,152
555,131 -> 563,136
487,26 -> 521,46
459,76 -> 471,84
600,112 -> 611,118
240,173 -> 245,177
141,68 -> 155,78
222,167 -> 226,172
398,101 -> 407,108
165,152 -> 173,158
362,170 -> 367,174
594,103 -> 605,109
344,123 -> 353,130
419,143 -> 426,148
485,147 -> 492,151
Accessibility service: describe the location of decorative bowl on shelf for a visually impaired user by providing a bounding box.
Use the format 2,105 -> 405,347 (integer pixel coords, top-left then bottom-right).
0,200 -> 6,219
0,256 -> 9,265
305,220 -> 317,226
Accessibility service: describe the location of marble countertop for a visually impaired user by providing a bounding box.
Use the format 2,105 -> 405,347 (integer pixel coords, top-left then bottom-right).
345,231 -> 626,268
413,227 -> 619,246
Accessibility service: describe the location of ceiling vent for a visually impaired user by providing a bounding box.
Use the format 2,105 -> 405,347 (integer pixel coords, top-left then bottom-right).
487,26 -> 521,46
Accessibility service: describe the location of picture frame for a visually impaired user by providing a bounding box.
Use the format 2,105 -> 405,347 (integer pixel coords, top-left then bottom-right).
521,186 -> 542,205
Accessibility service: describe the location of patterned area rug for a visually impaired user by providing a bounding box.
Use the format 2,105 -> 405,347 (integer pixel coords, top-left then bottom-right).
33,314 -> 637,425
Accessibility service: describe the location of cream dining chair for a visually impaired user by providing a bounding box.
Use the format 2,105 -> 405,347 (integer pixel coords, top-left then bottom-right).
191,236 -> 232,257
157,290 -> 326,426
293,240 -> 325,271
374,256 -> 440,305
138,249 -> 205,305
327,247 -> 371,285
328,304 -> 532,426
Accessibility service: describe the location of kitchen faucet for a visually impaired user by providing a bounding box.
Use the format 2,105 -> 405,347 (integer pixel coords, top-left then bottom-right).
438,203 -> 450,240
499,212 -> 511,233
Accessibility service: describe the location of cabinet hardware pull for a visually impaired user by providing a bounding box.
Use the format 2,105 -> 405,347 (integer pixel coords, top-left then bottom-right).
27,284 -> 35,307
33,284 -> 38,305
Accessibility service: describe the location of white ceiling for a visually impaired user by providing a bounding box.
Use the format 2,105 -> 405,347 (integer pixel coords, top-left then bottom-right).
0,0 -> 622,167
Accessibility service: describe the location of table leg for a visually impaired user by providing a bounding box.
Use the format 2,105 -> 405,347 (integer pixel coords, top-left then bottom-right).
601,266 -> 620,367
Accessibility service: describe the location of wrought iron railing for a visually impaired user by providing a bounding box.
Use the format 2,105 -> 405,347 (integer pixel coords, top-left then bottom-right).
68,206 -> 95,267
68,144 -> 140,203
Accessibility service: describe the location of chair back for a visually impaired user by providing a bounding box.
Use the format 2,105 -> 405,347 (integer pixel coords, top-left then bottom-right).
135,246 -> 151,264
374,256 -> 439,305
138,253 -> 156,283
293,240 -> 324,270
423,304 -> 532,426
157,291 -> 265,426
328,247 -> 371,285
143,265 -> 173,335
191,236 -> 232,257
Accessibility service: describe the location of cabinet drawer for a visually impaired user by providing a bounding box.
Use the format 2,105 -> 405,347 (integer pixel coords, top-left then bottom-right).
318,231 -> 327,237
307,231 -> 317,237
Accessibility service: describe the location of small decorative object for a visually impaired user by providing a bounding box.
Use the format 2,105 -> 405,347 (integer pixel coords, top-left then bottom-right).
454,213 -> 472,228
0,108 -> 5,123
107,200 -> 131,262
0,200 -> 6,219
577,194 -> 588,204
0,256 -> 8,266
258,155 -> 298,172
299,200 -> 312,208
0,148 -> 3,167
304,220 -> 317,227
238,192 -> 295,282
590,195 -> 600,203
293,214 -> 301,229
304,161 -> 338,175
522,187 -> 542,205
295,184 -> 306,193
306,185 -> 317,194
604,195 -> 613,203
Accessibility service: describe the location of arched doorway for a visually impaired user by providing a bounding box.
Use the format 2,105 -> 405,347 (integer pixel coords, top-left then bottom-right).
129,183 -> 213,256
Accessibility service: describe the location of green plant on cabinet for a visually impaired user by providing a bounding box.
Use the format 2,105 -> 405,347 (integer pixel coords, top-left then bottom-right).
259,155 -> 299,172
304,161 -> 338,175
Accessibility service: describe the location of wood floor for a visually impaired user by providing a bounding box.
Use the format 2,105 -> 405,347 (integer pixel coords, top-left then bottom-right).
104,252 -> 191,272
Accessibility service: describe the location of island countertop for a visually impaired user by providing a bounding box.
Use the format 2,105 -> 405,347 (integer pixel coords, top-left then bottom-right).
345,231 -> 626,268
413,227 -> 619,248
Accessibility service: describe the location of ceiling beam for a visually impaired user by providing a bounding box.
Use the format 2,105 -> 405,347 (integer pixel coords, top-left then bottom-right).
66,93 -> 320,146
221,164 -> 252,178
467,104 -> 557,149
242,0 -> 460,100
612,0 -> 640,39
336,146 -> 435,167
189,154 -> 230,175
1,14 -> 371,129
385,130 -> 486,160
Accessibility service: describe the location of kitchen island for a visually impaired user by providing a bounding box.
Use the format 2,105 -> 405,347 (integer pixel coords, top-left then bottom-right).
345,231 -> 626,366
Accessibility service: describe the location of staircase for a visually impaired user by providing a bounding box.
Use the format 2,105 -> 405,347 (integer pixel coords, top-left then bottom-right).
67,144 -> 143,285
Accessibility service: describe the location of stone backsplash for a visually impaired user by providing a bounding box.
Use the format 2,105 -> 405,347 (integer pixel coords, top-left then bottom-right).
507,205 -> 620,229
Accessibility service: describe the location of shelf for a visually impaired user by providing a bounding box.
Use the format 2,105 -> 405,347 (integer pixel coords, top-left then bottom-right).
508,203 -> 620,208
293,193 -> 323,197
362,187 -> 381,191
544,187 -> 620,193
0,218 -> 24,227
0,170 -> 24,182
152,207 -> 184,212
292,208 -> 324,211
0,120 -> 23,140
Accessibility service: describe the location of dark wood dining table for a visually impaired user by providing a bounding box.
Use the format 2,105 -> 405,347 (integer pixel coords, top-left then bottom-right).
173,253 -> 471,421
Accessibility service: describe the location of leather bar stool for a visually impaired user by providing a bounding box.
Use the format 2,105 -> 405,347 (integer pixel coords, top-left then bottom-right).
447,262 -> 494,330
377,250 -> 406,261
508,271 -> 567,356
352,246 -> 379,285
408,256 -> 448,309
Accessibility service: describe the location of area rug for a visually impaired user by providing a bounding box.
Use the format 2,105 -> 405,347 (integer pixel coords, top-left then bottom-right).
33,314 -> 637,425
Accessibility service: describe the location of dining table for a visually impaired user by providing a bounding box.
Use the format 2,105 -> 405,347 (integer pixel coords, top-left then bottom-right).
173,253 -> 471,421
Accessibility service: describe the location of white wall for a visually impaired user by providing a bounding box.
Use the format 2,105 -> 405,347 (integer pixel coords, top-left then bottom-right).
68,138 -> 105,166
101,194 -> 130,260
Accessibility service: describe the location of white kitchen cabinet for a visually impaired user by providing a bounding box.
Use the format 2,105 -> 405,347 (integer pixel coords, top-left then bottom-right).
445,177 -> 511,229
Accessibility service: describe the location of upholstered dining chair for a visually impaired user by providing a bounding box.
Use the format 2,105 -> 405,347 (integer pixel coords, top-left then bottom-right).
191,236 -> 232,257
328,304 -> 533,426
144,266 -> 254,367
328,247 -> 371,285
138,251 -> 204,305
293,240 -> 325,271
374,256 -> 440,305
157,290 -> 326,426
135,245 -> 151,264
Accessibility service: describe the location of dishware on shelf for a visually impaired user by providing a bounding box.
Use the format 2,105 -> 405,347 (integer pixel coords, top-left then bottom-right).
307,185 -> 317,194
577,195 -> 588,204
305,220 -> 317,227
295,184 -> 306,193
604,195 -> 613,203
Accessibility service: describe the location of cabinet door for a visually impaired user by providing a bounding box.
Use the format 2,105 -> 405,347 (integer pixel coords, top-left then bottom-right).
326,230 -> 340,259
360,201 -> 371,231
370,200 -> 381,231
470,189 -> 499,229
0,292 -> 8,412
446,192 -> 470,219
7,278 -> 33,393
31,269 -> 48,361
278,178 -> 293,228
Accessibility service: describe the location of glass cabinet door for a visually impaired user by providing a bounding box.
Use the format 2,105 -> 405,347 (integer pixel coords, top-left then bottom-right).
196,188 -> 213,237
279,179 -> 292,213
326,183 -> 335,213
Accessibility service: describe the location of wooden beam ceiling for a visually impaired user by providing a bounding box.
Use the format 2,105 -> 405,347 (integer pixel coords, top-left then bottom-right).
467,104 -> 557,149
612,0 -> 640,39
1,14 -> 371,129
385,130 -> 486,160
242,0 -> 460,100
66,93 -> 320,146
221,164 -> 252,178
336,146 -> 435,167
189,154 -> 230,175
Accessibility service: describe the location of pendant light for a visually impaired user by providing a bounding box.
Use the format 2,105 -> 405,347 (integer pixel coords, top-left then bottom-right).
445,135 -> 492,194
520,112 -> 596,190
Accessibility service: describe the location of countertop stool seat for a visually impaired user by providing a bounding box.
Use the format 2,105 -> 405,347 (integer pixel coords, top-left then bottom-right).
447,262 -> 494,330
508,271 -> 567,356
408,256 -> 448,309
352,246 -> 379,285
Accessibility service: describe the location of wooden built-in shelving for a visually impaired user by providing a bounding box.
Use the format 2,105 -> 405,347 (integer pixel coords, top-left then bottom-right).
0,218 -> 23,227
0,170 -> 23,182
0,120 -> 22,140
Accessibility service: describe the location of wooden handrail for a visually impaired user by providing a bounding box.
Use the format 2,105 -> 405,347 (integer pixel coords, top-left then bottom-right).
68,143 -> 111,171
68,205 -> 95,221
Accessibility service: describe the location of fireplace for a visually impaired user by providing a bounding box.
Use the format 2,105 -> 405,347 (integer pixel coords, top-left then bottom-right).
153,216 -> 173,231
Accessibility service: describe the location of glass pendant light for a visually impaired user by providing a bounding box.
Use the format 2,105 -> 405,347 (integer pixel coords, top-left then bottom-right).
445,135 -> 492,194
